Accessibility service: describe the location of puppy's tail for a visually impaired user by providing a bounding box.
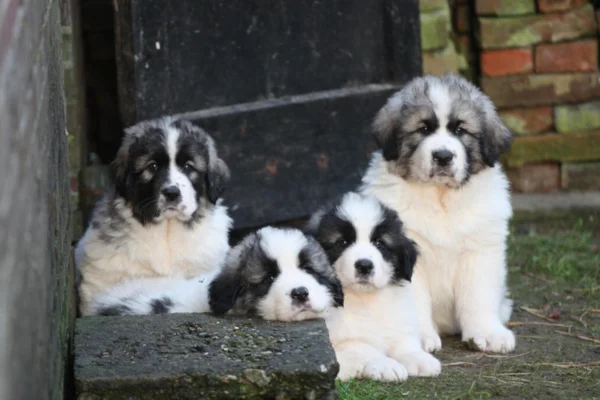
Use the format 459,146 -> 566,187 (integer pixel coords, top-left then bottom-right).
87,271 -> 218,317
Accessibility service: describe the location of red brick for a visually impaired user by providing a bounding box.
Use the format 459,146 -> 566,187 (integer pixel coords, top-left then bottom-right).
562,162 -> 600,190
481,73 -> 600,108
481,49 -> 533,77
455,5 -> 470,33
499,106 -> 553,135
535,40 -> 598,73
537,0 -> 589,13
507,162 -> 561,193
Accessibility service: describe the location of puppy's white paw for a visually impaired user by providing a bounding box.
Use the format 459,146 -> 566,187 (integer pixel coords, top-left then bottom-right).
401,351 -> 442,377
336,363 -> 363,382
463,325 -> 516,353
421,333 -> 442,353
363,357 -> 408,382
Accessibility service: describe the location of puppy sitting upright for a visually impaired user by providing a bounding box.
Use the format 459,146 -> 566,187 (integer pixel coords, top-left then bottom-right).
76,117 -> 232,316
307,192 -> 441,382
361,73 -> 515,353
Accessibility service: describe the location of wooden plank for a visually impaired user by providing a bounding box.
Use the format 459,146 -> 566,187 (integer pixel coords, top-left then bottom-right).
115,0 -> 421,124
183,85 -> 397,229
0,0 -> 72,399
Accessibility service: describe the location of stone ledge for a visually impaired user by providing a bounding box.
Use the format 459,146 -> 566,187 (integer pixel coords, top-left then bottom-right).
75,314 -> 338,400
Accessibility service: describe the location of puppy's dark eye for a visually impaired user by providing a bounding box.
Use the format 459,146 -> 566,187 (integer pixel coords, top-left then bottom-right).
335,238 -> 348,248
455,126 -> 467,136
146,162 -> 158,173
374,239 -> 387,250
182,162 -> 195,173
417,125 -> 428,135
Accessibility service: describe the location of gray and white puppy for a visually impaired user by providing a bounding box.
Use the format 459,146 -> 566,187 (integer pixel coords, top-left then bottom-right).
361,74 -> 516,353
76,117 -> 232,316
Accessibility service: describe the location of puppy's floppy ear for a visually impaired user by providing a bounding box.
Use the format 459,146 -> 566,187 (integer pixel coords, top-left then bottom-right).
111,130 -> 139,198
208,269 -> 244,315
205,157 -> 230,204
481,107 -> 513,167
205,136 -> 230,204
328,277 -> 344,307
372,105 -> 401,161
393,236 -> 419,283
209,233 -> 255,314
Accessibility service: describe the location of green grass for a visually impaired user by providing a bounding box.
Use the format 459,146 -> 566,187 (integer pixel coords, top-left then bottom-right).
338,210 -> 600,400
509,219 -> 600,288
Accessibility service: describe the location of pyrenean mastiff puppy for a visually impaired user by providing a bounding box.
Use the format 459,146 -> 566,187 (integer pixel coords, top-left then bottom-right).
361,74 -> 515,353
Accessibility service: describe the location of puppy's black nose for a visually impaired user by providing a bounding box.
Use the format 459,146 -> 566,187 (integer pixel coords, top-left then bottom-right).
290,286 -> 309,302
432,150 -> 454,166
162,185 -> 181,201
355,259 -> 374,275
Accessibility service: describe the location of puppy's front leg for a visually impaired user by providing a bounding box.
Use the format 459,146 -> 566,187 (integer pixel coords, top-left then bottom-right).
456,246 -> 515,353
334,341 -> 408,382
390,336 -> 441,377
413,277 -> 442,352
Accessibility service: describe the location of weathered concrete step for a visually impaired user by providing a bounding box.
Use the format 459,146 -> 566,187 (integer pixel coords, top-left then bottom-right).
75,314 -> 338,399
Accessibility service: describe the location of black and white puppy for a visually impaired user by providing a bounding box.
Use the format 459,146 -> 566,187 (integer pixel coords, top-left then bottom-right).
76,117 -> 232,316
307,192 -> 441,382
210,226 -> 344,321
87,227 -> 343,321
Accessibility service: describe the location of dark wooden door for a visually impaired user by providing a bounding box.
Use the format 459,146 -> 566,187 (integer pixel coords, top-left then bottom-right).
115,0 -> 421,229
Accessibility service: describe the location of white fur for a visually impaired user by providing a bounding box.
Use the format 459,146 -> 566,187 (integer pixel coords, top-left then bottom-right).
325,194 -> 441,381
156,127 -> 199,221
256,227 -> 333,321
87,270 -> 220,315
76,202 -> 231,316
361,152 -> 515,353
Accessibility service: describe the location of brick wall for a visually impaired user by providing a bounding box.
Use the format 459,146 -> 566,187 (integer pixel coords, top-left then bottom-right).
420,0 -> 600,192
0,0 -> 73,399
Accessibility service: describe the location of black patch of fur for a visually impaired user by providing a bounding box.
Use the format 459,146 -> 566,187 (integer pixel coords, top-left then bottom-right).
311,212 -> 357,265
370,207 -> 418,283
298,241 -> 344,307
150,297 -> 174,314
97,304 -> 132,316
209,233 -> 281,315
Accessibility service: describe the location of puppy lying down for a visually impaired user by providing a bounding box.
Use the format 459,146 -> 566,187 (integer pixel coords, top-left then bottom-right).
307,192 -> 441,381
88,227 -> 344,321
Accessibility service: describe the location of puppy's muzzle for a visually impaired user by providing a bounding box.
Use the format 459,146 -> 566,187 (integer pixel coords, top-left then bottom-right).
432,149 -> 454,167
355,259 -> 374,276
290,286 -> 309,303
161,185 -> 181,203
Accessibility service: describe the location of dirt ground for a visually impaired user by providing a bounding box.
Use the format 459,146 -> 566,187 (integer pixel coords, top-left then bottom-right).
338,209 -> 600,400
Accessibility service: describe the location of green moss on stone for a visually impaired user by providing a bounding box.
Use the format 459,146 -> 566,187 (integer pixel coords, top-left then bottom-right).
555,102 -> 600,133
503,131 -> 600,167
419,0 -> 446,12
420,7 -> 451,51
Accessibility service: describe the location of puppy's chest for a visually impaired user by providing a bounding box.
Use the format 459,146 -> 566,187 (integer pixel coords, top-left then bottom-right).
328,292 -> 401,344
126,222 -> 213,276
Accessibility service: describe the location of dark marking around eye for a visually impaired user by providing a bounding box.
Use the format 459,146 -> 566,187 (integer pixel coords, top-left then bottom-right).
416,116 -> 439,135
